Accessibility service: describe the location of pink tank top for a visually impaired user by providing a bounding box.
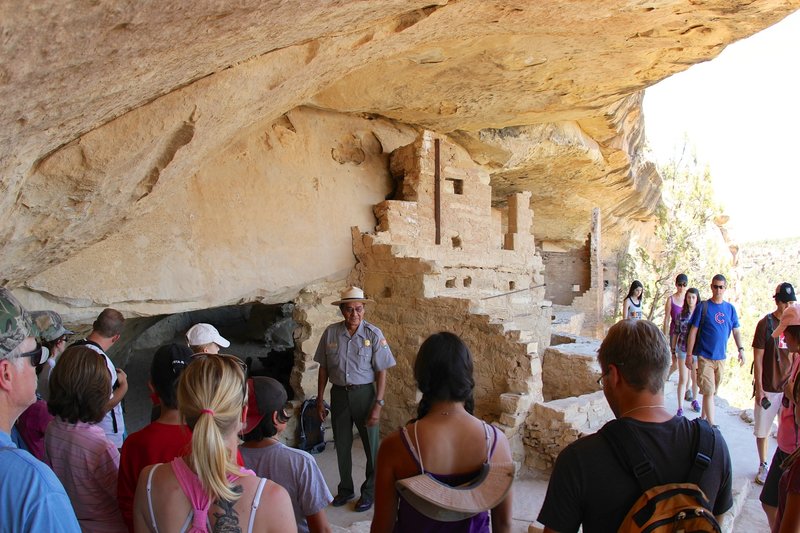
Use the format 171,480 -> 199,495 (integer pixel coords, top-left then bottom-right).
145,457 -> 265,533
777,356 -> 800,453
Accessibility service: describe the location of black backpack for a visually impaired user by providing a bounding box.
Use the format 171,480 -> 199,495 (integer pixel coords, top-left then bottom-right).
298,397 -> 329,454
600,418 -> 720,532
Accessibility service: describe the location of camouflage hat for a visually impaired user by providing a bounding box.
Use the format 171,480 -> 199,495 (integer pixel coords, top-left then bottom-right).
0,288 -> 33,358
30,310 -> 74,343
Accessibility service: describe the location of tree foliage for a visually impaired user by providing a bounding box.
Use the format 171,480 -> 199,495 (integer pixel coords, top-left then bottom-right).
620,142 -> 727,323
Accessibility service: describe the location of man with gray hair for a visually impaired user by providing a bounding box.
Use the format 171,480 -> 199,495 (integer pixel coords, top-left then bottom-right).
538,319 -> 733,532
0,288 -> 80,531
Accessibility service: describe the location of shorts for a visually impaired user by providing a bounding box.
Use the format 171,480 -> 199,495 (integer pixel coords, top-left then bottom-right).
675,348 -> 687,361
760,448 -> 790,507
697,357 -> 725,396
753,391 -> 784,438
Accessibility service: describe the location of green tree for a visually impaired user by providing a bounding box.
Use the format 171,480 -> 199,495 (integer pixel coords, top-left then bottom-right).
620,142 -> 726,324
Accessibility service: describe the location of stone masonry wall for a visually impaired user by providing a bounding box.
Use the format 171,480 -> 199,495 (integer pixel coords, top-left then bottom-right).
524,391 -> 613,471
346,131 -> 550,462
541,249 -> 591,306
541,340 -> 602,402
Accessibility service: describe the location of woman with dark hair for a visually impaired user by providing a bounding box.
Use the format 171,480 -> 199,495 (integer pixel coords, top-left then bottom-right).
672,287 -> 701,416
132,354 -> 295,533
371,332 -> 513,533
45,345 -> 127,532
622,280 -> 644,320
118,343 -> 194,531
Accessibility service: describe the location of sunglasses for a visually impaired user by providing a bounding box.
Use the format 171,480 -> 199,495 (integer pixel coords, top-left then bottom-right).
277,403 -> 293,423
676,283 -> 687,287
712,284 -> 726,290
19,343 -> 49,367
193,353 -> 249,402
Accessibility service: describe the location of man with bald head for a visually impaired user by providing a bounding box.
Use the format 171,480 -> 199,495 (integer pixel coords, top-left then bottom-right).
0,288 -> 80,532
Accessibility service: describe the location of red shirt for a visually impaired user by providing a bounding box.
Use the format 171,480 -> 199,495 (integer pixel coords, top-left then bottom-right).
117,423 -> 192,532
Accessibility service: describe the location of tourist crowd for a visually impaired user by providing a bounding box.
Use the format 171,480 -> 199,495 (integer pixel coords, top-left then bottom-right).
1,278 -> 799,532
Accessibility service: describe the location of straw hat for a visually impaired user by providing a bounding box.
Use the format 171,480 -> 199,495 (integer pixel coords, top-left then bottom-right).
395,461 -> 515,522
331,286 -> 375,306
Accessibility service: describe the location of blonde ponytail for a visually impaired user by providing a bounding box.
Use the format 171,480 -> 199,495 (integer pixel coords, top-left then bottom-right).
177,354 -> 247,503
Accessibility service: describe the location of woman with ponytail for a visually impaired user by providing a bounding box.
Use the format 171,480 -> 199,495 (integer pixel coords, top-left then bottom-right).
132,354 -> 295,533
371,332 -> 513,533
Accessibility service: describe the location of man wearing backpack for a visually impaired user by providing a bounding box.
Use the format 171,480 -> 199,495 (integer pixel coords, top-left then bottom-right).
685,274 -> 745,428
538,319 -> 733,532
752,282 -> 796,487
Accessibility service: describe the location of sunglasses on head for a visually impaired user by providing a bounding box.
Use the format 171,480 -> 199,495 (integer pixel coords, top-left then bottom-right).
193,353 -> 249,402
276,403 -> 293,423
19,343 -> 49,367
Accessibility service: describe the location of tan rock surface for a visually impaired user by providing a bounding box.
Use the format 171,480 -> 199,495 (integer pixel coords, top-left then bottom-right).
2,0 -> 798,309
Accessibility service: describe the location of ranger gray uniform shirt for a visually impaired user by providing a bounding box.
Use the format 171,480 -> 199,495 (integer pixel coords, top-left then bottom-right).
314,320 -> 395,386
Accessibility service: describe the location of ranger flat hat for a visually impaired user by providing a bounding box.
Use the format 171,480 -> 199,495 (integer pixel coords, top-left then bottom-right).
331,286 -> 375,306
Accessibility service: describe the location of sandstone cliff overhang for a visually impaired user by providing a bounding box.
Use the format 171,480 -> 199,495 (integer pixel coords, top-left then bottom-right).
1,1 -> 798,301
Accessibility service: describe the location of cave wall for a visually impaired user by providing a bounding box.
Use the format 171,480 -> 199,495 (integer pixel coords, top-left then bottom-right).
3,1 -> 800,295
16,107 -> 417,321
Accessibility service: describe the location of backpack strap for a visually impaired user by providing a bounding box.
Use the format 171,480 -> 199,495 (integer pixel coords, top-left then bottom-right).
687,418 -> 715,485
697,300 -> 709,343
600,419 -> 660,491
299,399 -> 311,444
601,417 -> 714,492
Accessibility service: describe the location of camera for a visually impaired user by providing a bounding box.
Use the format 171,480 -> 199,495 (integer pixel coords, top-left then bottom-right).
761,397 -> 772,410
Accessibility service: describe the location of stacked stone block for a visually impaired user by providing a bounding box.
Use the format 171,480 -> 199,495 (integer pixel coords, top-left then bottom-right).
524,391 -> 613,471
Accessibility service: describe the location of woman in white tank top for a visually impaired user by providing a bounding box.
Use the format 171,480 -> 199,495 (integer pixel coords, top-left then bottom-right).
132,354 -> 296,533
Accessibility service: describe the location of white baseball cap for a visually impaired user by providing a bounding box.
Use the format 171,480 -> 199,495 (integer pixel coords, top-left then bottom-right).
186,323 -> 231,348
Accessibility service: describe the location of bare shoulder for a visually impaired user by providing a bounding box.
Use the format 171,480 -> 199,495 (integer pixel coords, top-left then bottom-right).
379,428 -> 403,451
254,479 -> 296,533
490,425 -> 513,462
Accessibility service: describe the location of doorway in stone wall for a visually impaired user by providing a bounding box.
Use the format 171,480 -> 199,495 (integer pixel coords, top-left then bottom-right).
122,302 -> 298,433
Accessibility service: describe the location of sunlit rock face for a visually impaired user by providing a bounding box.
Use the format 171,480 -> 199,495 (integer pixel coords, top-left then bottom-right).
2,0 -> 798,312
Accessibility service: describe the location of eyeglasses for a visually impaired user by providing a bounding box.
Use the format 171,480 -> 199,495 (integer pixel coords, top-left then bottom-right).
712,284 -> 726,290
19,343 -> 49,367
597,362 -> 624,385
341,306 -> 364,315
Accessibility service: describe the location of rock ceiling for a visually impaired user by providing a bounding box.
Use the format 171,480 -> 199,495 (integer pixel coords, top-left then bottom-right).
1,0 -> 797,307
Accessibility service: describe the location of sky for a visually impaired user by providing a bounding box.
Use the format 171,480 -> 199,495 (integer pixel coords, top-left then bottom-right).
643,9 -> 800,243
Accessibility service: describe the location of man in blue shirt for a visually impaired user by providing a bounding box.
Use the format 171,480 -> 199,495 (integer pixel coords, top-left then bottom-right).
0,288 -> 80,532
686,274 -> 745,427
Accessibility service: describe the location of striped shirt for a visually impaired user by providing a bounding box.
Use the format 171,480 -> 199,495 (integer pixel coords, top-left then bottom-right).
44,418 -> 126,533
